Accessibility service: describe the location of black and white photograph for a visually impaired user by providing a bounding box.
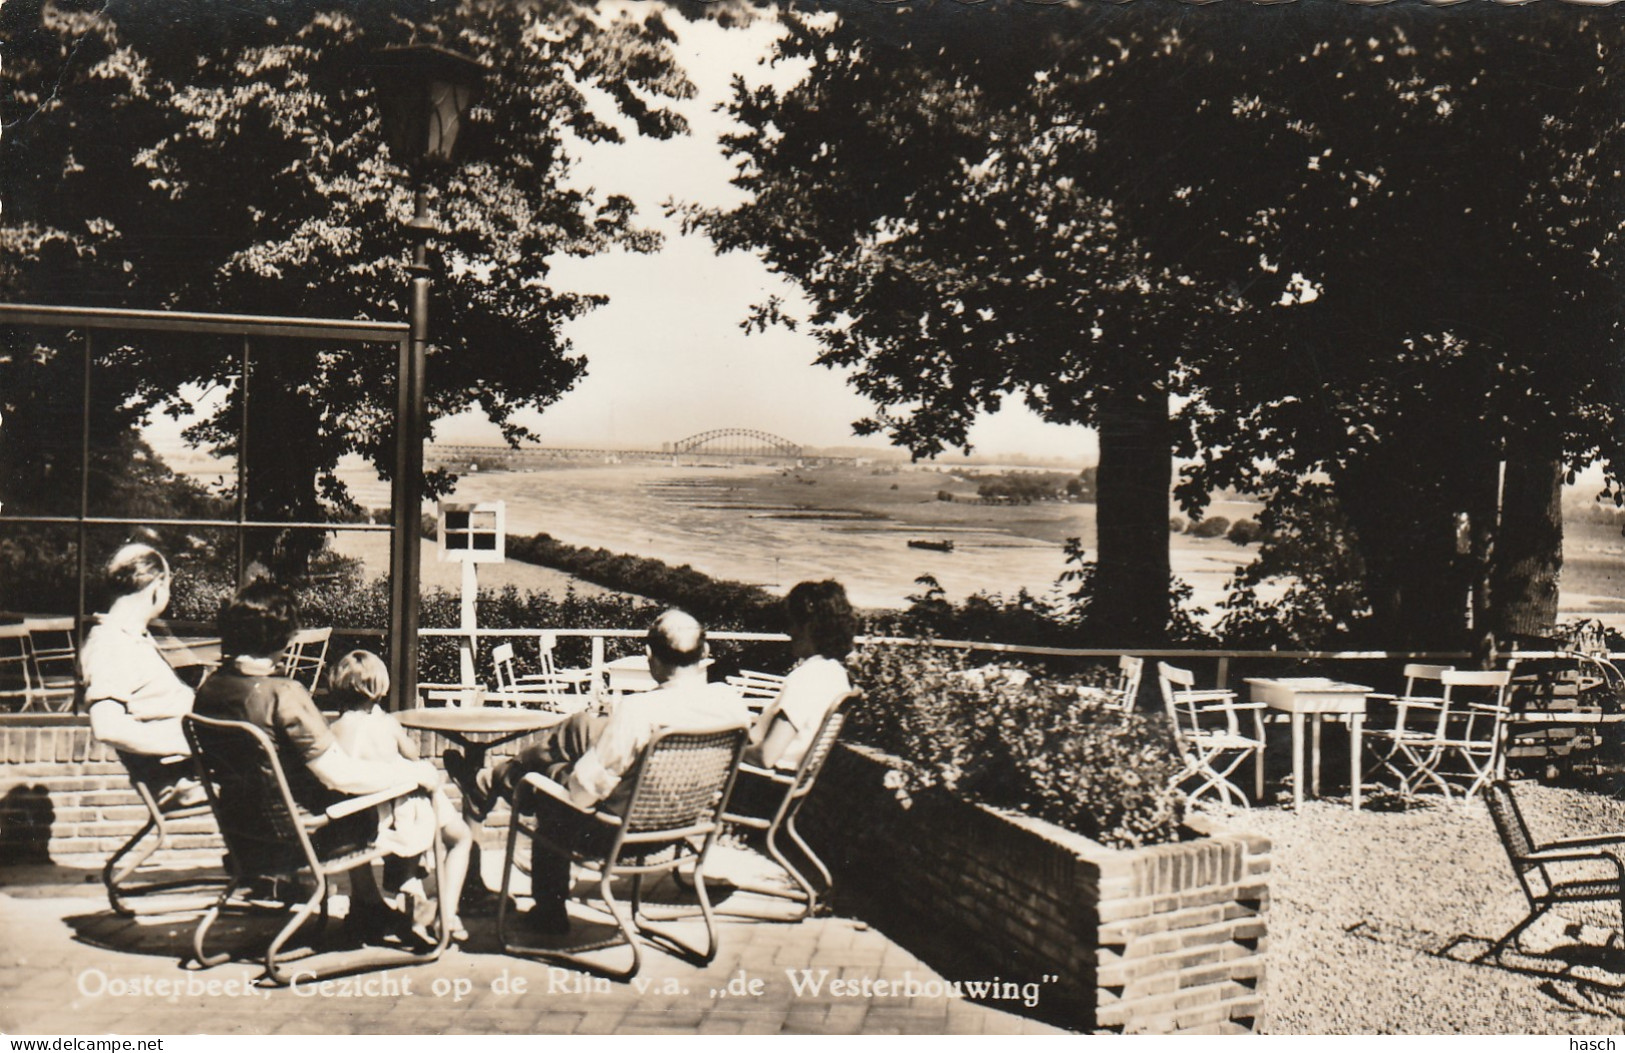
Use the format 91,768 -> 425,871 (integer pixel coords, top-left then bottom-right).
1,0 -> 1623,1037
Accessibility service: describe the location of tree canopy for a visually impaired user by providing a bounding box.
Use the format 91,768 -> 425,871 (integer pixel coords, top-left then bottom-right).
691,0 -> 1624,647
1,0 -> 695,573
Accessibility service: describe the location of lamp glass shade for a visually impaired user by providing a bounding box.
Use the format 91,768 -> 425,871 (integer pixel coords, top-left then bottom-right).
369,45 -> 486,170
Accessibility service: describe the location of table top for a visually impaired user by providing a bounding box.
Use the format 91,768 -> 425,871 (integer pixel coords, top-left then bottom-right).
1246,676 -> 1374,713
397,707 -> 569,735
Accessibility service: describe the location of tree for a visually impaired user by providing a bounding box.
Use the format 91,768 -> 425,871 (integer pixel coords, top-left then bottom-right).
690,3 -> 1260,645
1,0 -> 694,576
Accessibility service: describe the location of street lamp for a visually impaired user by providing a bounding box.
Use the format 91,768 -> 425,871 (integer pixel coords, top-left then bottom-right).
368,44 -> 487,709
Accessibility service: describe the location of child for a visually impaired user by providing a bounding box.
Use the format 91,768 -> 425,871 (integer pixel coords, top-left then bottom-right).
329,650 -> 471,942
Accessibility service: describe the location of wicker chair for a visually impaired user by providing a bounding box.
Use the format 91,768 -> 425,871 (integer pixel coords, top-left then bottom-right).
714,690 -> 857,920
498,724 -> 747,980
183,713 -> 448,985
1484,780 -> 1625,958
103,749 -> 225,916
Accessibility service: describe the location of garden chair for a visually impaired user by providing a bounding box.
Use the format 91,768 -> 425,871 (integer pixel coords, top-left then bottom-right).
103,749 -> 226,916
498,724 -> 747,981
1362,663 -> 1454,797
278,627 -> 332,692
183,713 -> 449,985
703,690 -> 857,920
23,616 -> 78,712
1409,669 -> 1514,802
1158,661 -> 1266,808
1111,655 -> 1145,714
0,624 -> 40,713
725,670 -> 786,706
1483,780 -> 1625,959
533,630 -> 598,695
489,641 -> 591,713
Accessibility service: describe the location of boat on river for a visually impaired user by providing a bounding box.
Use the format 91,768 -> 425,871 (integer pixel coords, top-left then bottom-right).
907,538 -> 955,553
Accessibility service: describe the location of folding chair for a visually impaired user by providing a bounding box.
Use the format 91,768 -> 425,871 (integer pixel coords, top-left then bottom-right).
725,670 -> 787,706
0,624 -> 37,713
713,691 -> 856,920
1362,663 -> 1454,797
103,750 -> 225,916
1111,655 -> 1145,714
1483,780 -> 1625,959
183,713 -> 448,985
278,627 -> 332,692
533,631 -> 597,694
1412,669 -> 1514,802
499,724 -> 747,980
489,641 -> 591,713
23,617 -> 78,712
1158,661 -> 1266,808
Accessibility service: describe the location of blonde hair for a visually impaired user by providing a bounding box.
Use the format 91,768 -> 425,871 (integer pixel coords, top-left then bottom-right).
329,650 -> 390,710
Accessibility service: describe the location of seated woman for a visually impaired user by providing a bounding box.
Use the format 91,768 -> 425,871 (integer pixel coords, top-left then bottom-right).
734,580 -> 856,813
192,582 -> 442,943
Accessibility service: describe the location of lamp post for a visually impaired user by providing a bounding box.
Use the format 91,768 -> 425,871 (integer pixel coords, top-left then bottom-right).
368,44 -> 487,709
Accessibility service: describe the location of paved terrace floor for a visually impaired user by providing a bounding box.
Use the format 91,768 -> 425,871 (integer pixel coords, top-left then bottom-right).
0,863 -> 1068,1036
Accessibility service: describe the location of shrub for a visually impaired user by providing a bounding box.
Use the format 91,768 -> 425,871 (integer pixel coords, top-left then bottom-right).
845,643 -> 1187,849
936,490 -> 955,502
1226,518 -> 1264,546
1168,515 -> 1187,534
1188,516 -> 1231,539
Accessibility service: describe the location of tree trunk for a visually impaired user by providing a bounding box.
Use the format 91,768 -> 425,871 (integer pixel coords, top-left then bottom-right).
1090,382 -> 1172,646
1489,435 -> 1563,643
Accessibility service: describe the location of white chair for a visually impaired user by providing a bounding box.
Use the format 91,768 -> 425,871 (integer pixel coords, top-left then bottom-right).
726,670 -> 787,706
1411,669 -> 1515,802
1158,661 -> 1266,808
1111,655 -> 1145,715
279,627 -> 331,692
0,624 -> 37,713
529,631 -> 597,695
23,617 -> 78,712
1363,663 -> 1454,797
490,642 -> 589,714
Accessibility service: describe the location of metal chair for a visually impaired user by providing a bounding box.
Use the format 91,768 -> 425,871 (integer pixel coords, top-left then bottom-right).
1412,669 -> 1514,802
1362,663 -> 1454,797
103,750 -> 225,916
532,631 -> 597,694
183,713 -> 448,985
1111,655 -> 1145,714
714,691 -> 856,920
278,627 -> 332,692
1158,661 -> 1266,808
23,617 -> 78,712
498,724 -> 747,980
1483,780 -> 1625,959
0,624 -> 37,713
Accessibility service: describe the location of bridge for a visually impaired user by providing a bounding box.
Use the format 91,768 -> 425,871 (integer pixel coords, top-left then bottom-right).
664,428 -> 802,458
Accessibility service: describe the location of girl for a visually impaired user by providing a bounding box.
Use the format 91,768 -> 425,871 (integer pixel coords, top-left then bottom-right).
329,650 -> 472,943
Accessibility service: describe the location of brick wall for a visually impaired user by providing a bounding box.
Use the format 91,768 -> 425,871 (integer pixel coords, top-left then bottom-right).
798,743 -> 1270,1035
0,718 -> 525,869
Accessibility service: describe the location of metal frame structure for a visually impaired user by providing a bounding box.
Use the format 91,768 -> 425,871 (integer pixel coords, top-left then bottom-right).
0,302 -> 424,706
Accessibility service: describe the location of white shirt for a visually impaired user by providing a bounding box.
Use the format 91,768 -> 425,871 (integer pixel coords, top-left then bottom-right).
756,656 -> 851,771
82,621 -> 194,757
568,679 -> 750,809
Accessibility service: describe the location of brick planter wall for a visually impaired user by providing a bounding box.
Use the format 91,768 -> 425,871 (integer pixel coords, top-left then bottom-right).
0,718 -> 525,869
798,742 -> 1270,1035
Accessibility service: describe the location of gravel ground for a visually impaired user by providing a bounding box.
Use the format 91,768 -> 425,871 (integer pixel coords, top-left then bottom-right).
1222,783 -> 1625,1034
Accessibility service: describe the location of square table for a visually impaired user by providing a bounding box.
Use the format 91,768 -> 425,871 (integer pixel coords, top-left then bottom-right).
1246,677 -> 1373,810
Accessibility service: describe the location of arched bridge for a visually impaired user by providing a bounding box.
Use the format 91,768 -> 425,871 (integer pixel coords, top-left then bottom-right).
667,428 -> 803,458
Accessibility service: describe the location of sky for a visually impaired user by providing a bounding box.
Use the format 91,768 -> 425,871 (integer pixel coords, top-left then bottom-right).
434,5 -> 1100,464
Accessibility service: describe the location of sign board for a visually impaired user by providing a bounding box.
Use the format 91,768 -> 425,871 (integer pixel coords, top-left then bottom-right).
437,500 -> 505,563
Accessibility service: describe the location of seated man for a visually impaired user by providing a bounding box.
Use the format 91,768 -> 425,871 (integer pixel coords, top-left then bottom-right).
81,543 -> 201,805
445,608 -> 749,934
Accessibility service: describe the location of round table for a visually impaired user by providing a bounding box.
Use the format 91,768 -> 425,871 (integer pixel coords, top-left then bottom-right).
397,706 -> 571,909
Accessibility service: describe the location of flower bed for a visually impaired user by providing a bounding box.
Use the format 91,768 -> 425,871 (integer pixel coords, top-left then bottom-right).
799,743 -> 1271,1034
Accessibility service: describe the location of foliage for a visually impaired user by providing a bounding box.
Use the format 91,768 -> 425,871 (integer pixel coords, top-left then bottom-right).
974,470 -> 1090,505
1187,517 -> 1230,540
844,643 -> 1187,850
1225,519 -> 1264,547
0,0 -> 696,576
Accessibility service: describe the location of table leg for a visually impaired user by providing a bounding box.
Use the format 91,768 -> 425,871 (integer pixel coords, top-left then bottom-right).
1350,714 -> 1364,811
1311,718 -> 1323,797
1292,714 -> 1305,811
